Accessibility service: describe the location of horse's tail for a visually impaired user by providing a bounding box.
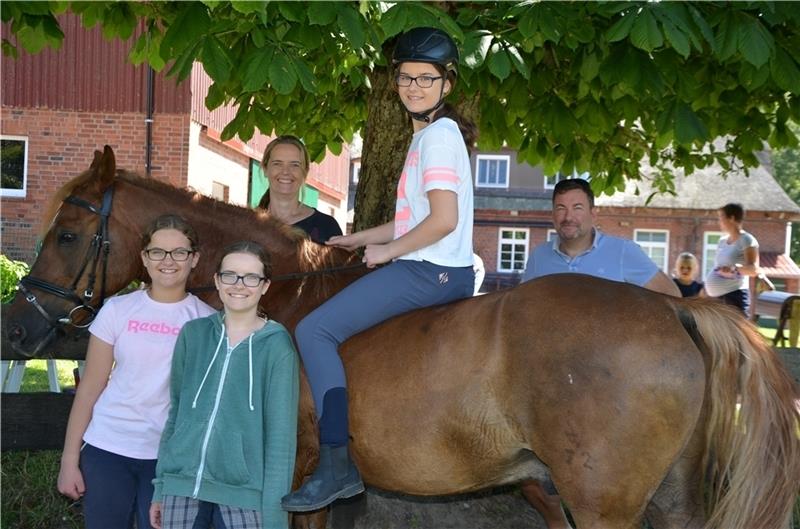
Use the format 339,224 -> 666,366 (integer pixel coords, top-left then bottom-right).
676,298 -> 800,529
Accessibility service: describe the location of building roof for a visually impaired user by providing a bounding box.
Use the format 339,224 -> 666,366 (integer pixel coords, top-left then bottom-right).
595,153 -> 800,215
759,252 -> 800,279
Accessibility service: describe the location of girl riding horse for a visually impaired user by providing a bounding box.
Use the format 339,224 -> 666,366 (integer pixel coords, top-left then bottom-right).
281,27 -> 479,512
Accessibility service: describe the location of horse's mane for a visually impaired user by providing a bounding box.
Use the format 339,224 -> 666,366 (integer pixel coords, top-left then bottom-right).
43,169 -> 355,296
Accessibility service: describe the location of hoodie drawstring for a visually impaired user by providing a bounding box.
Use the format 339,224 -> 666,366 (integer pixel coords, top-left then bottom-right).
193,324 -> 225,408
248,333 -> 254,411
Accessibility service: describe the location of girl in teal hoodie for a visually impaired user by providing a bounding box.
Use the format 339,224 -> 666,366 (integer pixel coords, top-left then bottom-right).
150,241 -> 299,529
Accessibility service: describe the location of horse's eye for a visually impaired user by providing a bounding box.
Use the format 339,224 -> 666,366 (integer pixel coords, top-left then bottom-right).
58,232 -> 77,245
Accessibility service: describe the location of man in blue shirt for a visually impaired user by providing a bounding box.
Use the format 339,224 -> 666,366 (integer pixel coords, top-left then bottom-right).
519,178 -> 678,529
522,178 -> 679,296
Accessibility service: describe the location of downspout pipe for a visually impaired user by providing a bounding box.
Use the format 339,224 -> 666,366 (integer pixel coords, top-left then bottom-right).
145,66 -> 155,178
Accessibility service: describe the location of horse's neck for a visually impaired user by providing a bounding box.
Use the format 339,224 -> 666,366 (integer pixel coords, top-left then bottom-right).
119,178 -> 362,324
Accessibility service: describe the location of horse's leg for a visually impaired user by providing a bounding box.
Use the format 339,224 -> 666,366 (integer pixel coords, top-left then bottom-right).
291,510 -> 327,529
644,416 -> 706,529
520,479 -> 572,529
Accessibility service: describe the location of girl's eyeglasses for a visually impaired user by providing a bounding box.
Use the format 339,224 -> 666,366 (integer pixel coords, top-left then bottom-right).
395,74 -> 442,88
217,272 -> 266,287
144,248 -> 193,261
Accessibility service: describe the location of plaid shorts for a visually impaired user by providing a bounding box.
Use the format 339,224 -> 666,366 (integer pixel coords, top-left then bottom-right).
162,495 -> 262,529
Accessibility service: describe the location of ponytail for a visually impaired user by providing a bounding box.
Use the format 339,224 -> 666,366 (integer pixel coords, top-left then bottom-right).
433,103 -> 478,153
428,65 -> 478,152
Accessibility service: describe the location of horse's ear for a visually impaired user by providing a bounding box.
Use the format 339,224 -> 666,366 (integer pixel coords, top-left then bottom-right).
92,145 -> 117,191
89,149 -> 103,171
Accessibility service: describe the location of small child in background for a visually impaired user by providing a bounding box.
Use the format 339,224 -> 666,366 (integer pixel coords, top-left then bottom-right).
673,252 -> 704,297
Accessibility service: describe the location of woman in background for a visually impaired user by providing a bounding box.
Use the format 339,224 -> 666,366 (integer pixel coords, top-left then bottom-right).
704,203 -> 760,315
258,135 -> 342,244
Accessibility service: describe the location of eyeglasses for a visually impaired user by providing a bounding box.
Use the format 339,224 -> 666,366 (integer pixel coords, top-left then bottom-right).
144,248 -> 194,261
395,73 -> 443,88
217,272 -> 266,287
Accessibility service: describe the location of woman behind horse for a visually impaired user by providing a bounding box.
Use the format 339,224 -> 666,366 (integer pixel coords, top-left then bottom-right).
57,214 -> 215,529
281,27 -> 478,512
257,135 -> 342,244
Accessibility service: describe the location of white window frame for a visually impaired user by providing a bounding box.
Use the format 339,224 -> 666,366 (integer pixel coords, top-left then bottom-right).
546,229 -> 558,243
497,227 -> 529,273
352,161 -> 361,184
634,229 -> 670,272
544,170 -> 590,190
475,154 -> 510,189
1,135 -> 29,198
544,173 -> 564,190
703,231 -> 724,280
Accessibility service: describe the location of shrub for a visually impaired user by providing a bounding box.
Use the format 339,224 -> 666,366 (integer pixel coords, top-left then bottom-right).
1,254 -> 29,304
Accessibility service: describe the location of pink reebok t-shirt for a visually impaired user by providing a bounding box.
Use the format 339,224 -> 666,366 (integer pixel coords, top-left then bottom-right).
83,289 -> 215,459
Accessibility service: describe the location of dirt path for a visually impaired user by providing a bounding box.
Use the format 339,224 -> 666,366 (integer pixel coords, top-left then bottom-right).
329,487 -> 548,529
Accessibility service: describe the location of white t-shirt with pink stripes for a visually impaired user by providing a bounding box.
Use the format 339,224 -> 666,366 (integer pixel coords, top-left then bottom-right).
83,289 -> 215,459
393,117 -> 474,267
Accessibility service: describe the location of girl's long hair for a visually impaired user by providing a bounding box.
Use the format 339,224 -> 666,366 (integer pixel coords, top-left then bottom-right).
430,64 -> 478,152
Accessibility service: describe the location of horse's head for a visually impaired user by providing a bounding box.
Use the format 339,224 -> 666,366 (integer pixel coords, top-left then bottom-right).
5,146 -> 143,357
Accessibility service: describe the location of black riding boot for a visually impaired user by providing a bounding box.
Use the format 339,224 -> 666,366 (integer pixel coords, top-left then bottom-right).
281,444 -> 364,512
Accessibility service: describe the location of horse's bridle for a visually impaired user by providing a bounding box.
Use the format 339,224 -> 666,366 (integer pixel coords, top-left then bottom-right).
17,186 -> 114,331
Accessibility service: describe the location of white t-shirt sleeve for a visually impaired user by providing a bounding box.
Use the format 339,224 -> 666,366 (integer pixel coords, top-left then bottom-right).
88,298 -> 119,345
741,232 -> 759,249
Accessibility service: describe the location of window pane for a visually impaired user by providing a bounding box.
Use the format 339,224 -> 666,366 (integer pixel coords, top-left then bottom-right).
636,232 -> 666,243
499,161 -> 508,185
514,231 -> 527,240
1,139 -> 25,190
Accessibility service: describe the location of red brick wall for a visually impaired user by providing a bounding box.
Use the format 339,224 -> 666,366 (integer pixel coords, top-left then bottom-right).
1,107 -> 190,262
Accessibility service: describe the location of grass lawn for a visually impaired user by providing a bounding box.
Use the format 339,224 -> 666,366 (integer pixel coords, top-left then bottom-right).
2,333 -> 797,529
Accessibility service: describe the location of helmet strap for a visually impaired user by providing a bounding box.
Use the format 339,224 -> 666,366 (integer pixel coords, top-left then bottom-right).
406,84 -> 447,124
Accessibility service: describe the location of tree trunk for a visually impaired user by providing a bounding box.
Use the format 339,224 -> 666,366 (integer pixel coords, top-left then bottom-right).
353,57 -> 411,232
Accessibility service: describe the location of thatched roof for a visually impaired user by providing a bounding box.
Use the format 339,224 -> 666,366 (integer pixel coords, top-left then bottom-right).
595,152 -> 799,214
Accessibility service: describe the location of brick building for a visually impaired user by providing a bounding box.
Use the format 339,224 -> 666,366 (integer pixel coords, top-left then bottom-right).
1,14 -> 350,263
471,148 -> 800,294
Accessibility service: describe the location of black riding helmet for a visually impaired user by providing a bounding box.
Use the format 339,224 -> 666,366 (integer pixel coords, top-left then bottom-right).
392,27 -> 459,76
392,27 -> 459,123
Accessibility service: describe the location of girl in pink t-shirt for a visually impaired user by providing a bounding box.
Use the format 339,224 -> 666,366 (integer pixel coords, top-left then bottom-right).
57,214 -> 215,529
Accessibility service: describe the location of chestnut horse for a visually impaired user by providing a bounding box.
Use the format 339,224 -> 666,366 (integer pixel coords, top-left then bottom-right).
5,147 -> 799,529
